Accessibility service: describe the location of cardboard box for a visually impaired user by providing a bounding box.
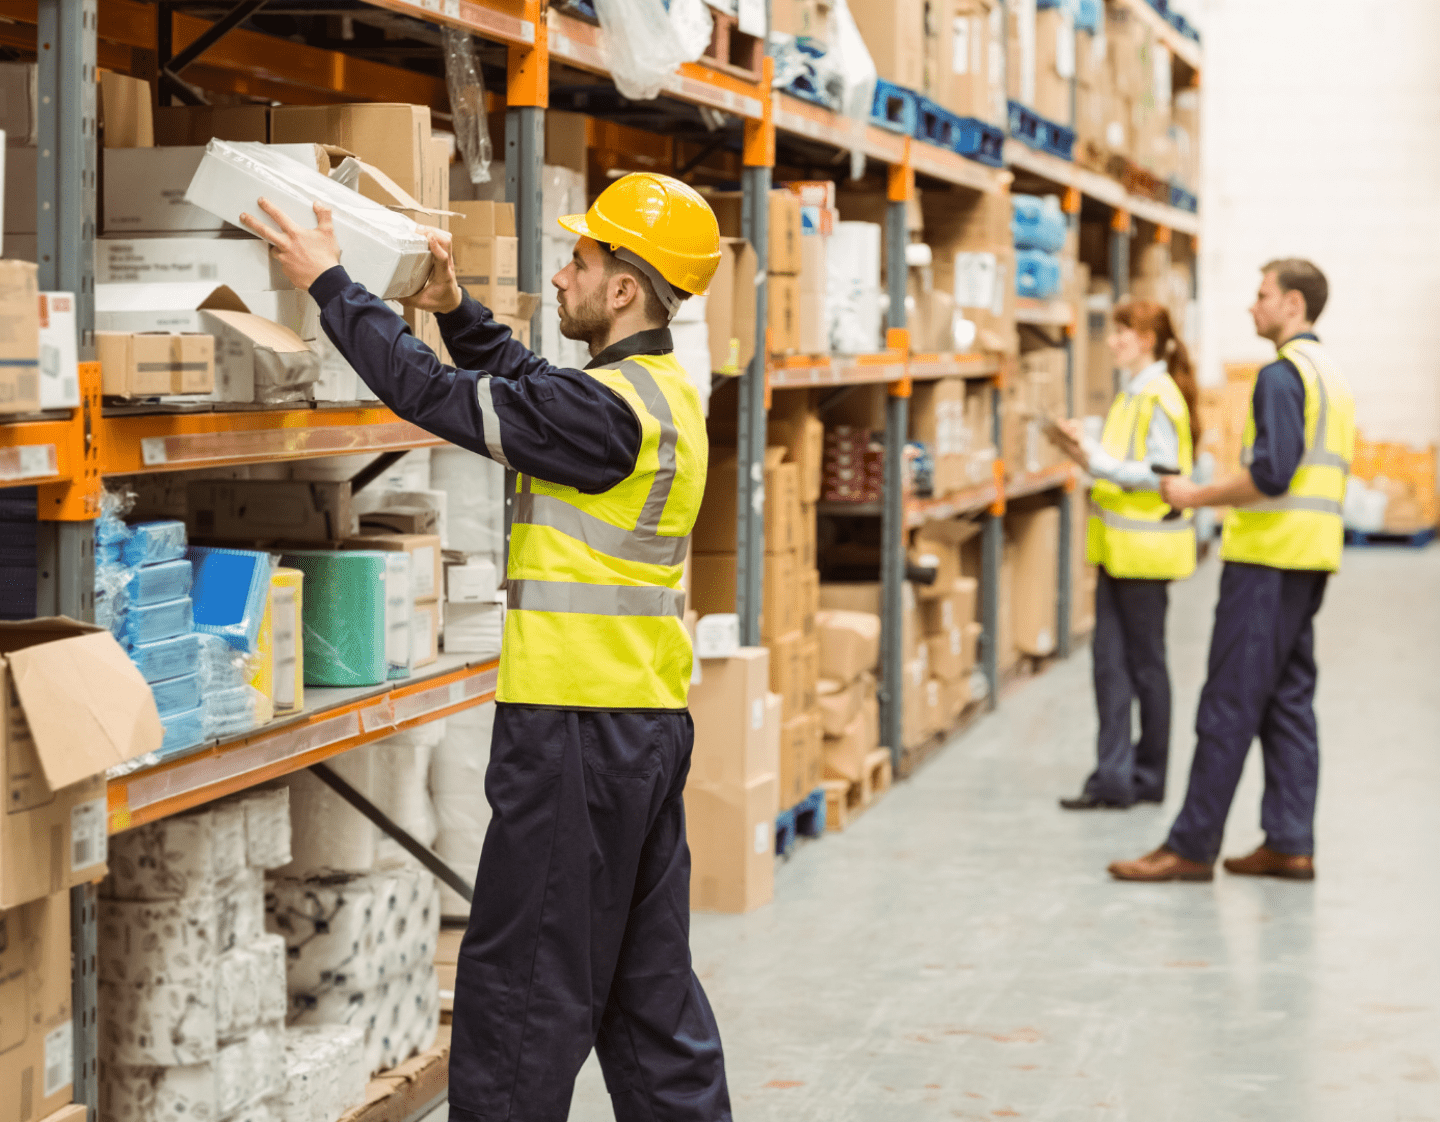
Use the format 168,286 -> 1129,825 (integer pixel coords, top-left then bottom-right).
912,520 -> 981,600
926,626 -> 970,682
824,698 -> 880,784
5,145 -> 36,235
709,190 -> 802,276
1,619 -> 166,907
767,403 -> 825,504
814,610 -> 880,683
767,274 -> 800,356
98,70 -> 152,148
686,773 -> 778,914
688,647 -> 775,788
919,576 -> 978,633
926,0 -> 997,121
102,144 -> 331,234
0,260 -> 39,414
155,104 -> 270,145
909,377 -> 969,495
818,580 -> 924,661
768,630 -> 805,723
1033,5 -> 1074,123
0,891 -> 73,1122
852,0 -> 925,88
0,63 -> 38,147
495,292 -> 543,349
798,634 -> 819,713
450,202 -> 520,315
1009,505 -> 1059,657
184,140 -> 433,300
36,293 -> 79,409
798,565 -> 820,635
94,235 -> 290,289
342,534 -> 442,601
271,102 -> 431,198
97,331 -> 215,399
817,676 -> 862,738
693,447 -> 799,554
780,711 -> 823,809
411,598 -> 441,669
707,237 -> 759,375
187,479 -> 353,543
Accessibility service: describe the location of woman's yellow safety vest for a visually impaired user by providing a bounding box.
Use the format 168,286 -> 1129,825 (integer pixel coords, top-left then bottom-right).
1086,371 -> 1197,580
497,354 -> 706,710
1221,337 -> 1354,573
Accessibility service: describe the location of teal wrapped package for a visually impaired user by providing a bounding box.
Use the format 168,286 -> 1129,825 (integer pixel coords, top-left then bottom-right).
152,673 -> 201,718
122,520 -> 187,566
131,632 -> 201,683
188,546 -> 272,652
126,559 -> 193,606
160,704 -> 206,759
280,551 -> 389,687
121,596 -> 193,648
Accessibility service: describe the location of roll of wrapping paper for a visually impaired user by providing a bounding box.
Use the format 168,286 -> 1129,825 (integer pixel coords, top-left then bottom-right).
279,551 -> 388,687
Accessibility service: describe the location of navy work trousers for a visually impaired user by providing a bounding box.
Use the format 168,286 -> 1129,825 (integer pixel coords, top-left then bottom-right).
449,704 -> 731,1122
1084,567 -> 1172,805
1166,561 -> 1328,864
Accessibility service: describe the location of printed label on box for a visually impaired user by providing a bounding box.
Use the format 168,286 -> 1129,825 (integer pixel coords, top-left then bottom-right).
754,821 -> 770,856
751,698 -> 764,731
71,797 -> 107,872
45,1020 -> 73,1097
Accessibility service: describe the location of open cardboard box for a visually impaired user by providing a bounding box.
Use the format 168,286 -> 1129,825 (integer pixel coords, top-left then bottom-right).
0,618 -> 163,909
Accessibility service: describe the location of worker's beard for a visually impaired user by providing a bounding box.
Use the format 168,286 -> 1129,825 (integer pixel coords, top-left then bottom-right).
557,287 -> 610,356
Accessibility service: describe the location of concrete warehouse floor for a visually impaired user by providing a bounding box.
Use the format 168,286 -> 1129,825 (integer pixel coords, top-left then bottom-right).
561,545 -> 1440,1121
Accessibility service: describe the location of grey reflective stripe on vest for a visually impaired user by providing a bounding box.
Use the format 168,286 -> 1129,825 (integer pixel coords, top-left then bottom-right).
1296,364 -> 1350,470
511,358 -> 688,567
1236,495 -> 1343,516
474,376 -> 512,468
507,579 -> 684,617
1095,508 -> 1195,533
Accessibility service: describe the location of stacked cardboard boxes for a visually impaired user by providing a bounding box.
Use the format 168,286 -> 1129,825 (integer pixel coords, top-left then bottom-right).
1348,438 -> 1440,534
1005,346 -> 1069,476
812,610 -> 882,785
909,520 -> 981,742
923,0 -> 1005,124
1008,504 -> 1061,658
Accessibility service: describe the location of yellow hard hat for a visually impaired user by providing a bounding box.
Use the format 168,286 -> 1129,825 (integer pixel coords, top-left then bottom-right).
558,172 -> 722,297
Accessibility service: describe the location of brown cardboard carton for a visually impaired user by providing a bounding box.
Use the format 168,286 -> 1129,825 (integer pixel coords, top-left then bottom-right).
0,260 -> 40,413
0,619 -> 165,908
764,551 -> 799,640
926,626 -> 968,682
450,202 -> 520,314
919,576 -> 978,633
688,648 -> 774,787
927,0 -> 996,120
814,610 -> 881,683
852,0 -> 926,88
693,447 -> 797,554
0,891 -> 73,1122
155,104 -> 269,145
769,189 -> 803,275
271,102 -> 431,197
187,479 -> 352,543
823,702 -> 878,784
767,405 -> 825,504
768,630 -> 805,723
686,773 -> 778,914
798,565 -> 820,636
962,619 -> 982,674
818,581 -> 922,661
798,634 -> 819,713
902,655 -> 930,748
341,533 -> 443,601
797,230 -> 828,354
411,598 -> 441,669
707,238 -> 758,375
99,70 -> 153,148
780,711 -> 824,808
817,677 -> 863,738
767,274 -> 801,356
1033,6 -> 1073,123
909,377 -> 968,495
1009,506 -> 1059,656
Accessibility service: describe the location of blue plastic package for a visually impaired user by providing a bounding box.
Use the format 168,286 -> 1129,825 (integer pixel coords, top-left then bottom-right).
126,559 -> 193,607
188,546 -> 273,653
122,521 -> 188,567
159,704 -> 206,759
1011,194 -> 1068,253
120,596 -> 194,648
99,539 -> 123,565
130,633 -> 201,684
1015,249 -> 1063,299
196,633 -> 252,691
151,673 -> 201,718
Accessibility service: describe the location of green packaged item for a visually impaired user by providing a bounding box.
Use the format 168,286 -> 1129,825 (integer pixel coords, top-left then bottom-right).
279,551 -> 389,687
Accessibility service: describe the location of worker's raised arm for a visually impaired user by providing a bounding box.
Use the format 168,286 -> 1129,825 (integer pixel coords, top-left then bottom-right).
309,265 -> 639,493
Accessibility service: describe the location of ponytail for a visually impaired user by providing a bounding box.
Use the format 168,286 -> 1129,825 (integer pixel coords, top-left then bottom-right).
1115,301 -> 1201,448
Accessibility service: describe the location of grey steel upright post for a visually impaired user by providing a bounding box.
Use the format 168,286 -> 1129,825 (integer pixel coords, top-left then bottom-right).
1109,212 -> 1130,395
504,105 -> 544,570
37,4 -> 99,1116
880,198 -> 908,764
736,167 -> 770,645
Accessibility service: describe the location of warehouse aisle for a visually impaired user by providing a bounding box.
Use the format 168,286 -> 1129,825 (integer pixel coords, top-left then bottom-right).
564,547 -> 1440,1121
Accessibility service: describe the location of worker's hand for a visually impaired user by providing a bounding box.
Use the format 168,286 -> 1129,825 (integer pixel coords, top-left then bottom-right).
1159,475 -> 1203,509
402,229 -> 464,315
1048,418 -> 1087,466
239,198 -> 342,291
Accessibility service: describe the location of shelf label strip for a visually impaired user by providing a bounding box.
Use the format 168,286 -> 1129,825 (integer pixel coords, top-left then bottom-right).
135,421 -> 437,469
393,665 -> 498,725
0,443 -> 58,482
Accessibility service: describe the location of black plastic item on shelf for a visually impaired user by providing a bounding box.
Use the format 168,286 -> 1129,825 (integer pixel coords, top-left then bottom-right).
0,487 -> 38,621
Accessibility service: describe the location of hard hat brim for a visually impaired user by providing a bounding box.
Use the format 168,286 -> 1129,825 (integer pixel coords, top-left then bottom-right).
557,213 -> 593,240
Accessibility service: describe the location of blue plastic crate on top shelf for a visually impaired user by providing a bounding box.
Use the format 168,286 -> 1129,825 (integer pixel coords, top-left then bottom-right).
1007,101 -> 1076,161
870,78 -> 920,135
1169,181 -> 1199,213
918,97 -> 1007,167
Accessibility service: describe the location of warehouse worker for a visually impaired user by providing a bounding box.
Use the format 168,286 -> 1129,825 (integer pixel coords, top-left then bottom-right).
242,174 -> 732,1121
1109,259 -> 1354,883
1050,301 -> 1199,810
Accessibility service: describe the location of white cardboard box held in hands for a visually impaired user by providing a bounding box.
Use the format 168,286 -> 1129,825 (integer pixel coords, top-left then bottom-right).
184,139 -> 434,300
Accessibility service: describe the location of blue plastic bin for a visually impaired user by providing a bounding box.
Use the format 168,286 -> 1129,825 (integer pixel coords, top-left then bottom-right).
1015,249 -> 1063,299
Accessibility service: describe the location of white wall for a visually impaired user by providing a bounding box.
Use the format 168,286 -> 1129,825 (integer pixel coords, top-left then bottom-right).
1198,0 -> 1440,447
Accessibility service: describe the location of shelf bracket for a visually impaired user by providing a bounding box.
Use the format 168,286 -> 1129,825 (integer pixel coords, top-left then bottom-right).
310,762 -> 475,905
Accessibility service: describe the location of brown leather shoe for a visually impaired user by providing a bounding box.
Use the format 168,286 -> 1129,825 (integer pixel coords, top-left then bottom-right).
1222,845 -> 1315,881
1108,846 -> 1214,882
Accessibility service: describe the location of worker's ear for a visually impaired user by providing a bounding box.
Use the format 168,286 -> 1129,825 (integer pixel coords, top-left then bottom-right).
609,271 -> 641,312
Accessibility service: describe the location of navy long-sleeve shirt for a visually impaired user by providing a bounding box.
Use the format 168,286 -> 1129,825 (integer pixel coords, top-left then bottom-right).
309,266 -> 645,494
1246,331 -> 1314,497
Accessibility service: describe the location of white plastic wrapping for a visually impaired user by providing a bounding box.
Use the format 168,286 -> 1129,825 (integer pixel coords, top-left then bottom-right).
430,701 -> 495,917
442,27 -> 493,186
827,0 -> 878,178
277,761 -> 377,877
430,446 -> 507,568
368,722 -> 442,857
594,0 -> 711,101
827,221 -> 883,354
283,1025 -> 366,1122
102,1062 -> 218,1122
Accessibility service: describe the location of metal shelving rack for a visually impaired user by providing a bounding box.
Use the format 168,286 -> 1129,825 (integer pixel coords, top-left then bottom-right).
0,1 -> 1201,1115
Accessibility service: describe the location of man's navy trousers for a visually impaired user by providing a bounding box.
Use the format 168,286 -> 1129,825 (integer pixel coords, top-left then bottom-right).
1165,560 -> 1328,864
448,704 -> 732,1122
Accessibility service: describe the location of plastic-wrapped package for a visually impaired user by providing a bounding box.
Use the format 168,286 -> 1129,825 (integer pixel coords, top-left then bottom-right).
123,519 -> 189,567
101,1062 -> 218,1122
283,1025 -> 366,1122
216,867 -> 266,954
107,813 -> 218,900
383,552 -> 412,680
1015,248 -> 1063,298
131,632 -> 202,684
442,27 -> 493,186
198,632 -> 255,692
99,896 -> 218,988
127,557 -> 194,607
238,786 -> 292,870
431,702 -> 494,917
280,550 -> 389,687
826,0 -> 879,178
429,446 -> 506,568
267,872 -> 388,992
217,945 -> 260,1041
161,704 -> 207,758
276,754 -> 376,876
1011,194 -> 1068,252
122,595 -> 194,648
153,672 -> 202,718
827,221 -> 883,354
369,723 -> 442,865
96,560 -> 133,638
594,0 -> 707,101
189,547 -> 273,653
203,685 -> 273,740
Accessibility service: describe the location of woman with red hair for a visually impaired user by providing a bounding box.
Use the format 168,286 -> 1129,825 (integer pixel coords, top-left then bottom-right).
1050,301 -> 1200,810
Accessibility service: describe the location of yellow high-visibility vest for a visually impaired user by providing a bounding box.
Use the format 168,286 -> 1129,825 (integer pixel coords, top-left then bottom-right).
1086,371 -> 1197,580
497,353 -> 706,709
1222,337 -> 1354,572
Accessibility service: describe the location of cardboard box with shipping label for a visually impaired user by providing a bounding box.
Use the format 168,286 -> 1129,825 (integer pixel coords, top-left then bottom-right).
37,293 -> 79,409
0,891 -> 74,1122
450,202 -> 519,315
0,619 -> 165,908
706,238 -> 758,375
342,533 -> 442,602
686,772 -> 779,914
688,647 -> 773,788
97,331 -> 215,399
0,259 -> 39,414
